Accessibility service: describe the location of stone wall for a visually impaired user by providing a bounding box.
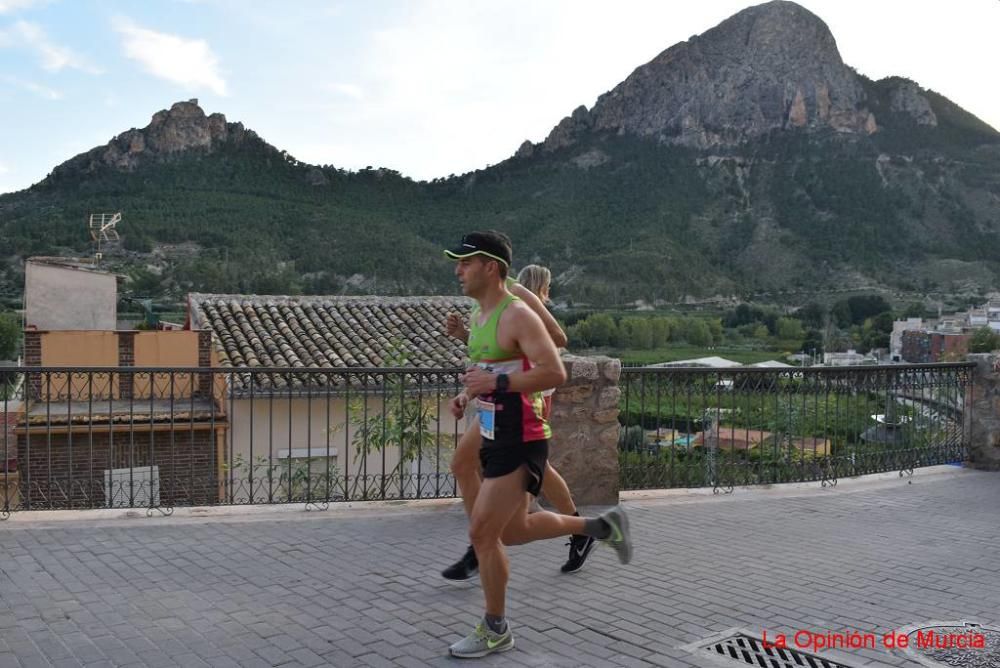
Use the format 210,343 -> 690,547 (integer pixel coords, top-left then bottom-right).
547,354 -> 621,506
967,354 -> 1000,470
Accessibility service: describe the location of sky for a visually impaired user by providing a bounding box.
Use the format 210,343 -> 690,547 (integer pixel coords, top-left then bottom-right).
0,0 -> 998,195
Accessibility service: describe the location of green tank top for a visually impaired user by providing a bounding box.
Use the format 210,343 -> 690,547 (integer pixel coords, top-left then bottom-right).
468,294 -> 521,364
468,286 -> 551,443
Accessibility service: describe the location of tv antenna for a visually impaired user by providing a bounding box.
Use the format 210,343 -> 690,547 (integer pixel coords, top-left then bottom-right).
89,212 -> 121,264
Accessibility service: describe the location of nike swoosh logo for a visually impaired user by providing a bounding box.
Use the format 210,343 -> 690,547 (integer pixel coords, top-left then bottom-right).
487,637 -> 507,649
609,521 -> 623,543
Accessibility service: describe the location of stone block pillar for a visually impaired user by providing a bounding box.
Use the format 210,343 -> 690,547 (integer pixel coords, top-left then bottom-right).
547,354 -> 621,506
967,354 -> 1000,471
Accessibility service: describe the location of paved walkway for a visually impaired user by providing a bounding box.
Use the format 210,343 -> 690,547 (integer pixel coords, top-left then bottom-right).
1,467 -> 998,668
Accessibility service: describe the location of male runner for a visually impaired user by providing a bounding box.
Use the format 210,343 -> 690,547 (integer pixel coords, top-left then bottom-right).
441,273 -> 596,578
443,231 -> 633,658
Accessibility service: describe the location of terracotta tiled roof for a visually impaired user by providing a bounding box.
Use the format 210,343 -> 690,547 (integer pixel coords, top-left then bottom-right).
188,294 -> 472,390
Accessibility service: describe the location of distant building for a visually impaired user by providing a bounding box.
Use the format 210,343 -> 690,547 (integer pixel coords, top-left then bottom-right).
24,257 -> 119,331
935,317 -> 964,333
900,330 -> 971,363
786,353 -> 812,366
891,318 -> 923,361
966,300 -> 1000,332
16,259 -> 226,510
822,350 -> 870,366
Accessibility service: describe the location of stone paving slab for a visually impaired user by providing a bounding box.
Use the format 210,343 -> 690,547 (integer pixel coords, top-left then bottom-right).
1,467 -> 998,667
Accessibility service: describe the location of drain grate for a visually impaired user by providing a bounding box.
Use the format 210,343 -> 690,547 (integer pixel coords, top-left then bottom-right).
696,632 -> 861,668
896,621 -> 1000,668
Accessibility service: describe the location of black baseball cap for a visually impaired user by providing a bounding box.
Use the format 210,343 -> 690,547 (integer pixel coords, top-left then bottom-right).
443,231 -> 512,267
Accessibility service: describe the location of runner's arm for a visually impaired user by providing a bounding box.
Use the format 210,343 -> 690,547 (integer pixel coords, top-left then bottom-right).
505,306 -> 566,393
511,283 -> 567,348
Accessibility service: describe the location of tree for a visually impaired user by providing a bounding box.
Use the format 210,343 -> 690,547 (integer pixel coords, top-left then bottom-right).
650,317 -> 671,348
706,318 -> 723,345
797,302 -> 826,329
969,327 -> 1000,353
830,295 -> 893,328
567,321 -> 590,348
801,329 -> 824,356
684,318 -> 712,346
776,317 -> 804,341
831,300 -> 852,328
336,345 -> 440,499
847,295 -> 892,325
869,311 -> 895,333
0,312 -> 19,360
584,314 -> 618,347
724,304 -> 758,328
901,301 -> 927,319
618,317 -> 653,349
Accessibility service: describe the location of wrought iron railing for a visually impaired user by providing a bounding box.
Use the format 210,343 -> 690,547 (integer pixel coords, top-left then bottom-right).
0,361 -> 977,516
619,363 -> 973,492
1,366 -> 464,516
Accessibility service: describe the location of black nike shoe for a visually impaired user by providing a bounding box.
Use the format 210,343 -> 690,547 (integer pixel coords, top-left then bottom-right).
560,534 -> 597,574
442,545 -> 479,581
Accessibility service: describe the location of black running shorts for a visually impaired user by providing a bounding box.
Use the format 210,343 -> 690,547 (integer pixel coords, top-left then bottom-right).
480,439 -> 548,497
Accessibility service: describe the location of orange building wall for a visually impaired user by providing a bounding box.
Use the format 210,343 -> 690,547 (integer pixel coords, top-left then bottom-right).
133,331 -> 200,399
39,331 -> 119,400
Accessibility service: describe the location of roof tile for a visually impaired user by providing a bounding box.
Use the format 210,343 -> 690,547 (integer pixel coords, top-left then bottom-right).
189,294 -> 472,391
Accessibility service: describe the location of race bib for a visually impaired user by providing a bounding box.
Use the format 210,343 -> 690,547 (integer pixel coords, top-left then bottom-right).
478,399 -> 496,440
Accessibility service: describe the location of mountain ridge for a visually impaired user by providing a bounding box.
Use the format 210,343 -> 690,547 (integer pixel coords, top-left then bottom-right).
2,0 -> 999,308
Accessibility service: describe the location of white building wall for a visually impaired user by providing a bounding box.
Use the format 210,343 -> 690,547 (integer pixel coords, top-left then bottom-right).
25,259 -> 117,330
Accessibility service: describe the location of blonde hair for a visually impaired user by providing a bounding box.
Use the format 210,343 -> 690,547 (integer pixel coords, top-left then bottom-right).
516,264 -> 551,299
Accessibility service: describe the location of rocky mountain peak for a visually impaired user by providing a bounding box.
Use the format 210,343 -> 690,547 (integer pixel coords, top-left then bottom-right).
50,99 -> 256,178
143,99 -> 235,154
538,0 -> 879,152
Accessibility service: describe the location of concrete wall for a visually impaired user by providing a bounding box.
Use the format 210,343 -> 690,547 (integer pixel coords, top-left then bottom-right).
227,394 -> 458,502
25,260 -> 117,331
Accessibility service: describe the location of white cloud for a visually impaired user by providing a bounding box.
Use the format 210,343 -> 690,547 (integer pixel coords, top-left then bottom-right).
114,17 -> 227,95
4,20 -> 101,73
2,74 -> 62,99
305,1 -> 704,179
0,160 -> 9,175
0,0 -> 44,14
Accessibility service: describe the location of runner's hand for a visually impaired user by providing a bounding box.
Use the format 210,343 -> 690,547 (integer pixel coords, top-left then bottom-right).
445,313 -> 468,342
461,366 -> 497,396
449,393 -> 469,419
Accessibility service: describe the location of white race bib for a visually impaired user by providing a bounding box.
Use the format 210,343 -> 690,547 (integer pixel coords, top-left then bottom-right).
478,399 -> 496,440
